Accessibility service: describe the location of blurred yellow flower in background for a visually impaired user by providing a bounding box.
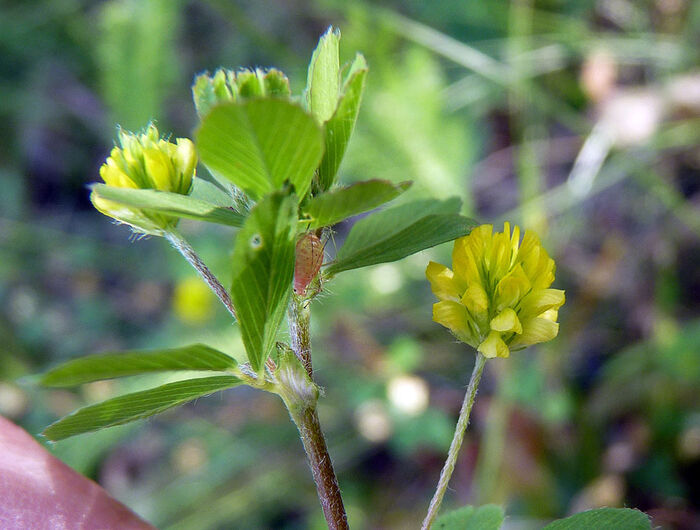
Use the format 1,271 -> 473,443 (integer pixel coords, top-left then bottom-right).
173,276 -> 215,324
426,223 -> 565,358
91,123 -> 196,234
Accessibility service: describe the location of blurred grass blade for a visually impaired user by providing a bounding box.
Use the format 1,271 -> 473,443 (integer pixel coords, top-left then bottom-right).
41,344 -> 237,387
434,504 -> 505,530
305,26 -> 341,124
326,197 -> 476,275
230,191 -> 297,374
91,184 -> 245,227
43,376 -> 243,441
98,0 -> 178,129
196,100 -> 324,201
317,53 -> 368,190
379,9 -> 507,83
302,179 -> 411,228
543,508 -> 651,529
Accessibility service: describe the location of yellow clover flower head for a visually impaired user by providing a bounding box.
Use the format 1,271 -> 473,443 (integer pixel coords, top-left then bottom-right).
91,123 -> 196,235
426,223 -> 565,359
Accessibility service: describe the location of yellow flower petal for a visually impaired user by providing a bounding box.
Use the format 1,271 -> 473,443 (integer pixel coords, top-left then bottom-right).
174,138 -> 196,192
143,148 -> 174,191
91,194 -> 162,234
478,331 -> 509,358
518,289 -> 565,318
494,264 -> 530,311
540,308 -> 558,321
426,261 -> 465,301
433,301 -> 476,346
510,317 -> 559,349
490,308 -> 522,334
461,284 -> 488,319
452,236 -> 481,285
100,160 -> 135,188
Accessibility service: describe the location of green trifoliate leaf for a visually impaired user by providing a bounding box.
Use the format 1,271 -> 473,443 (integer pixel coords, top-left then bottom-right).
230,191 -> 297,374
196,100 -> 324,201
91,184 -> 245,228
317,53 -> 368,191
301,179 -> 411,229
326,197 -> 476,275
434,504 -> 505,530
43,376 -> 243,441
192,68 -> 291,118
40,344 -> 237,387
543,508 -> 651,530
305,26 -> 341,124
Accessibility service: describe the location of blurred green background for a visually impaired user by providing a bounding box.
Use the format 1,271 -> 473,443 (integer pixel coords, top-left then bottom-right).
1,0 -> 699,528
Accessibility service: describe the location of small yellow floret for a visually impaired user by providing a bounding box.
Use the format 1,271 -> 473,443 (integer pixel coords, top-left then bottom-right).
91,124 -> 196,235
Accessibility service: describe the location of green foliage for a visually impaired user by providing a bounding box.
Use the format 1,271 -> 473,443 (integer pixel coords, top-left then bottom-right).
543,508 -> 651,529
41,344 -> 237,387
317,53 -> 368,190
301,179 -> 410,229
42,376 -> 243,441
434,504 -> 505,530
91,184 -> 246,228
196,100 -> 324,201
326,198 -> 477,275
230,191 -> 298,374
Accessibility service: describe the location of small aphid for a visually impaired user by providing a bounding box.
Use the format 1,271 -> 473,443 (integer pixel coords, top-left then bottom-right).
294,233 -> 324,296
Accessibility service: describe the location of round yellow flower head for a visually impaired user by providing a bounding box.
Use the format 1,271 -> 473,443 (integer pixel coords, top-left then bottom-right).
91,124 -> 196,235
426,223 -> 565,358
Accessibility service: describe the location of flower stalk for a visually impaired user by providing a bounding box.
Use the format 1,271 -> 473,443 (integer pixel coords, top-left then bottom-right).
422,352 -> 487,530
165,230 -> 237,320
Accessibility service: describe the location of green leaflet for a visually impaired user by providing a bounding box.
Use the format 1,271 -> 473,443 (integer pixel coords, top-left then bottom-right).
196,99 -> 324,201
230,191 -> 297,373
434,504 -> 505,530
326,197 -> 476,275
301,179 -> 410,229
40,344 -> 237,387
91,184 -> 245,227
317,53 -> 368,191
305,26 -> 341,124
543,508 -> 651,530
43,376 -> 243,441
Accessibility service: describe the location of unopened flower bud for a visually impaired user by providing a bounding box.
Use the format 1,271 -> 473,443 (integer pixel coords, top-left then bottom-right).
192,67 -> 291,118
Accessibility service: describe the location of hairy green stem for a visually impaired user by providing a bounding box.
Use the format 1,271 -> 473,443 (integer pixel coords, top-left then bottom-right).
287,404 -> 348,530
288,295 -> 313,377
165,230 -> 236,320
285,295 -> 348,530
422,353 -> 487,530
